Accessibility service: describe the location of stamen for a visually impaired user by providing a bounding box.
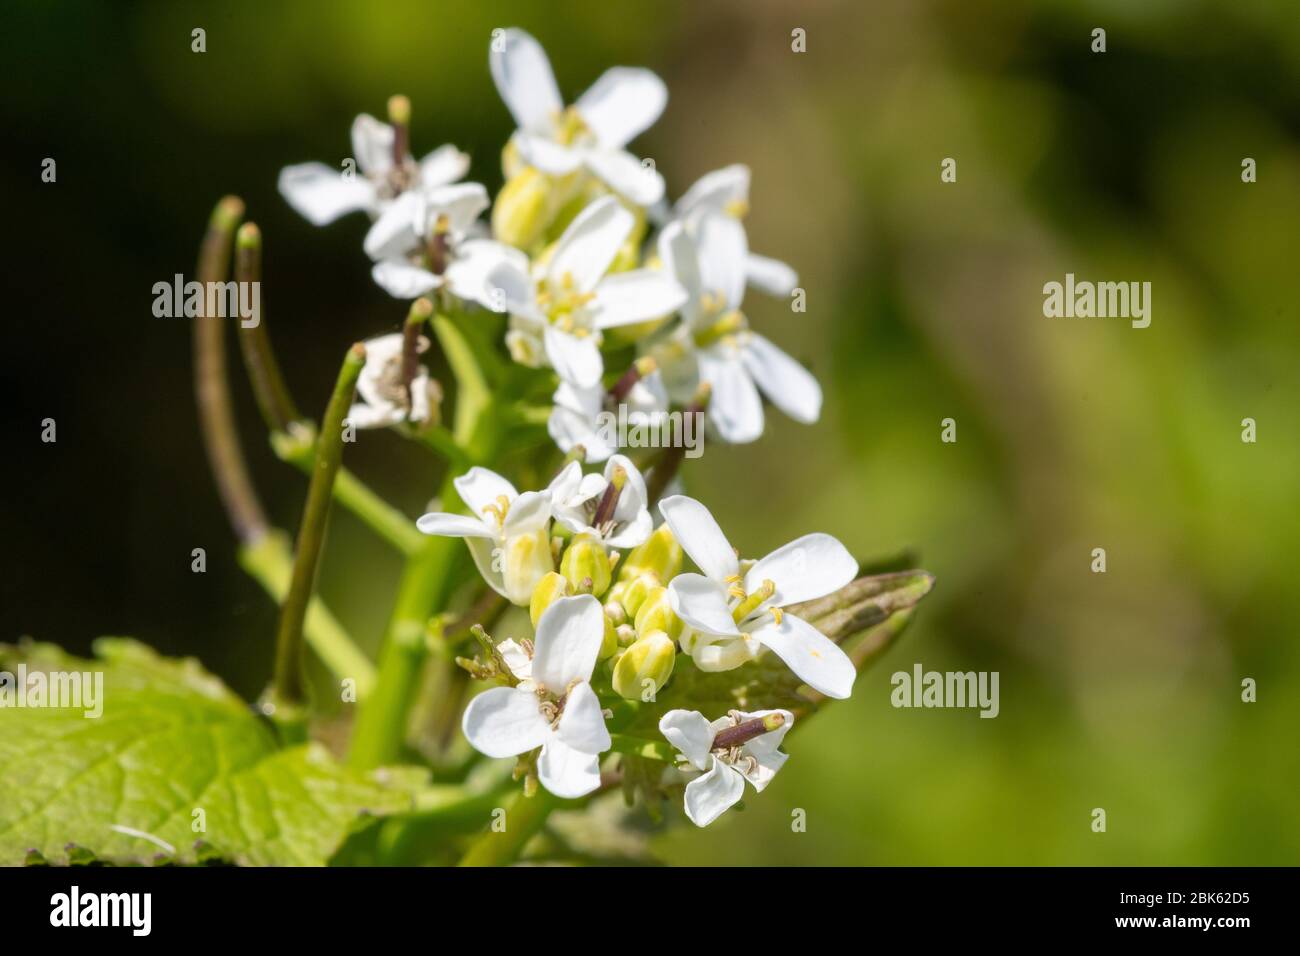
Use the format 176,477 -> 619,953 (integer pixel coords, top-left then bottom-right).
731,579 -> 775,623
591,465 -> 628,532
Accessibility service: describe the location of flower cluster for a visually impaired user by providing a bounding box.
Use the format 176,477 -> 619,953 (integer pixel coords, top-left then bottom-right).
277,28 -> 858,828
278,27 -> 819,457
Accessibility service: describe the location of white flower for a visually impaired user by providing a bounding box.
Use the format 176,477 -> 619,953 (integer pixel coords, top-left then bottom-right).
548,454 -> 652,549
462,595 -> 612,798
365,182 -> 522,307
659,708 -> 793,827
416,467 -> 554,605
347,333 -> 437,429
548,363 -> 670,463
278,113 -> 469,226
655,212 -> 821,443
487,196 -> 687,388
659,494 -> 857,699
663,164 -> 799,297
490,28 -> 666,206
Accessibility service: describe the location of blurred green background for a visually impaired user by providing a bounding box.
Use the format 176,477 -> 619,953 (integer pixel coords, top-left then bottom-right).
4,0 -> 1297,864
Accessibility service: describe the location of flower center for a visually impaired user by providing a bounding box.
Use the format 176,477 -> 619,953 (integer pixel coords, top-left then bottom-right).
537,271 -> 597,334
693,308 -> 746,348
480,494 -> 512,527
553,106 -> 594,147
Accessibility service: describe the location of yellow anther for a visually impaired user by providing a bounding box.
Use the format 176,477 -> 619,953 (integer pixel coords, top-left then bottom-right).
724,574 -> 743,584
727,585 -> 746,599
560,271 -> 576,291
481,494 -> 512,524
770,606 -> 784,625
723,197 -> 750,218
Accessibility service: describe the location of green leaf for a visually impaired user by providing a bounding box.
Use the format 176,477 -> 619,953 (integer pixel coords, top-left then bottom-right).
0,638 -> 421,866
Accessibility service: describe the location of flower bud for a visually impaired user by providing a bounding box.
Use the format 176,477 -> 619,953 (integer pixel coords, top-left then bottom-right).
529,571 -> 570,628
634,585 -> 683,641
560,533 -> 612,597
599,614 -> 618,661
617,524 -> 682,585
616,571 -> 659,618
612,630 -> 676,701
502,528 -> 554,606
492,168 -> 552,250
616,623 -> 637,647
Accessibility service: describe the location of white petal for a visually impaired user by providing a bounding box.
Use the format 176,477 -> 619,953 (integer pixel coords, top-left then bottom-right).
698,349 -> 764,444
606,510 -> 652,550
753,613 -> 856,699
513,132 -> 584,175
658,495 -> 739,582
592,270 -> 687,328
415,512 -> 494,538
537,737 -> 602,799
454,467 -> 519,517
419,144 -> 471,189
364,191 -> 423,260
743,333 -> 822,425
345,402 -> 399,430
277,163 -> 375,226
669,573 -> 741,637
745,252 -> 798,297
485,261 -> 541,319
502,489 -> 552,536
495,638 -> 533,682
531,594 -> 605,691
549,196 -> 633,292
695,212 -> 749,311
658,709 -> 715,771
673,164 -> 750,222
657,220 -> 703,317
543,326 -> 604,389
583,149 -> 665,206
733,709 -> 794,793
744,533 -> 856,608
445,239 -> 529,309
556,681 -> 611,755
462,686 -> 549,758
351,114 -> 394,176
466,536 -> 509,600
682,758 -> 745,827
575,67 -> 667,149
419,181 -> 491,235
548,384 -> 615,462
371,259 -> 441,299
489,28 -> 563,135
689,632 -> 761,671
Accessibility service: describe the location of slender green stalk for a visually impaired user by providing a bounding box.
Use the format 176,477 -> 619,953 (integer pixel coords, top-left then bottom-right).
234,223 -> 301,431
194,195 -> 267,544
238,530 -> 375,696
457,789 -> 560,867
271,343 -> 365,709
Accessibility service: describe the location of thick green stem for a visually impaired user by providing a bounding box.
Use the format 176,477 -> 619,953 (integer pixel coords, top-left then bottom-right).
457,789 -> 559,867
271,344 -> 365,710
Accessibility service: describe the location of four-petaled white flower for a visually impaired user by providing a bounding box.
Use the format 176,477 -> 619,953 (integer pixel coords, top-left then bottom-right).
278,114 -> 469,226
347,332 -> 438,430
488,196 -> 687,388
490,28 -> 666,206
548,454 -> 652,549
365,182 -> 521,307
659,708 -> 793,827
663,164 -> 799,297
463,595 -> 612,798
416,467 -> 553,605
655,211 -> 821,443
660,494 -> 858,699
548,368 -> 670,463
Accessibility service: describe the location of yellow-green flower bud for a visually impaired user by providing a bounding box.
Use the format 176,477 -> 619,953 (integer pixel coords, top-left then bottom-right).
492,168 -> 552,250
616,623 -> 637,647
612,630 -> 676,701
634,585 -> 683,641
529,571 -> 570,628
618,571 -> 659,619
599,614 -> 618,661
502,528 -> 554,606
617,524 -> 682,585
560,533 -> 612,597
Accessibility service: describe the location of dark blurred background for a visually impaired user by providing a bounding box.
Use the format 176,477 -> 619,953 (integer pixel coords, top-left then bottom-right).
4,0 -> 1298,864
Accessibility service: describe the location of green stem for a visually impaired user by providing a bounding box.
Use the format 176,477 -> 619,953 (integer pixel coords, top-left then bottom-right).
234,222 -> 301,431
348,401 -> 502,769
457,789 -> 559,867
239,531 -> 375,696
271,343 -> 365,710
